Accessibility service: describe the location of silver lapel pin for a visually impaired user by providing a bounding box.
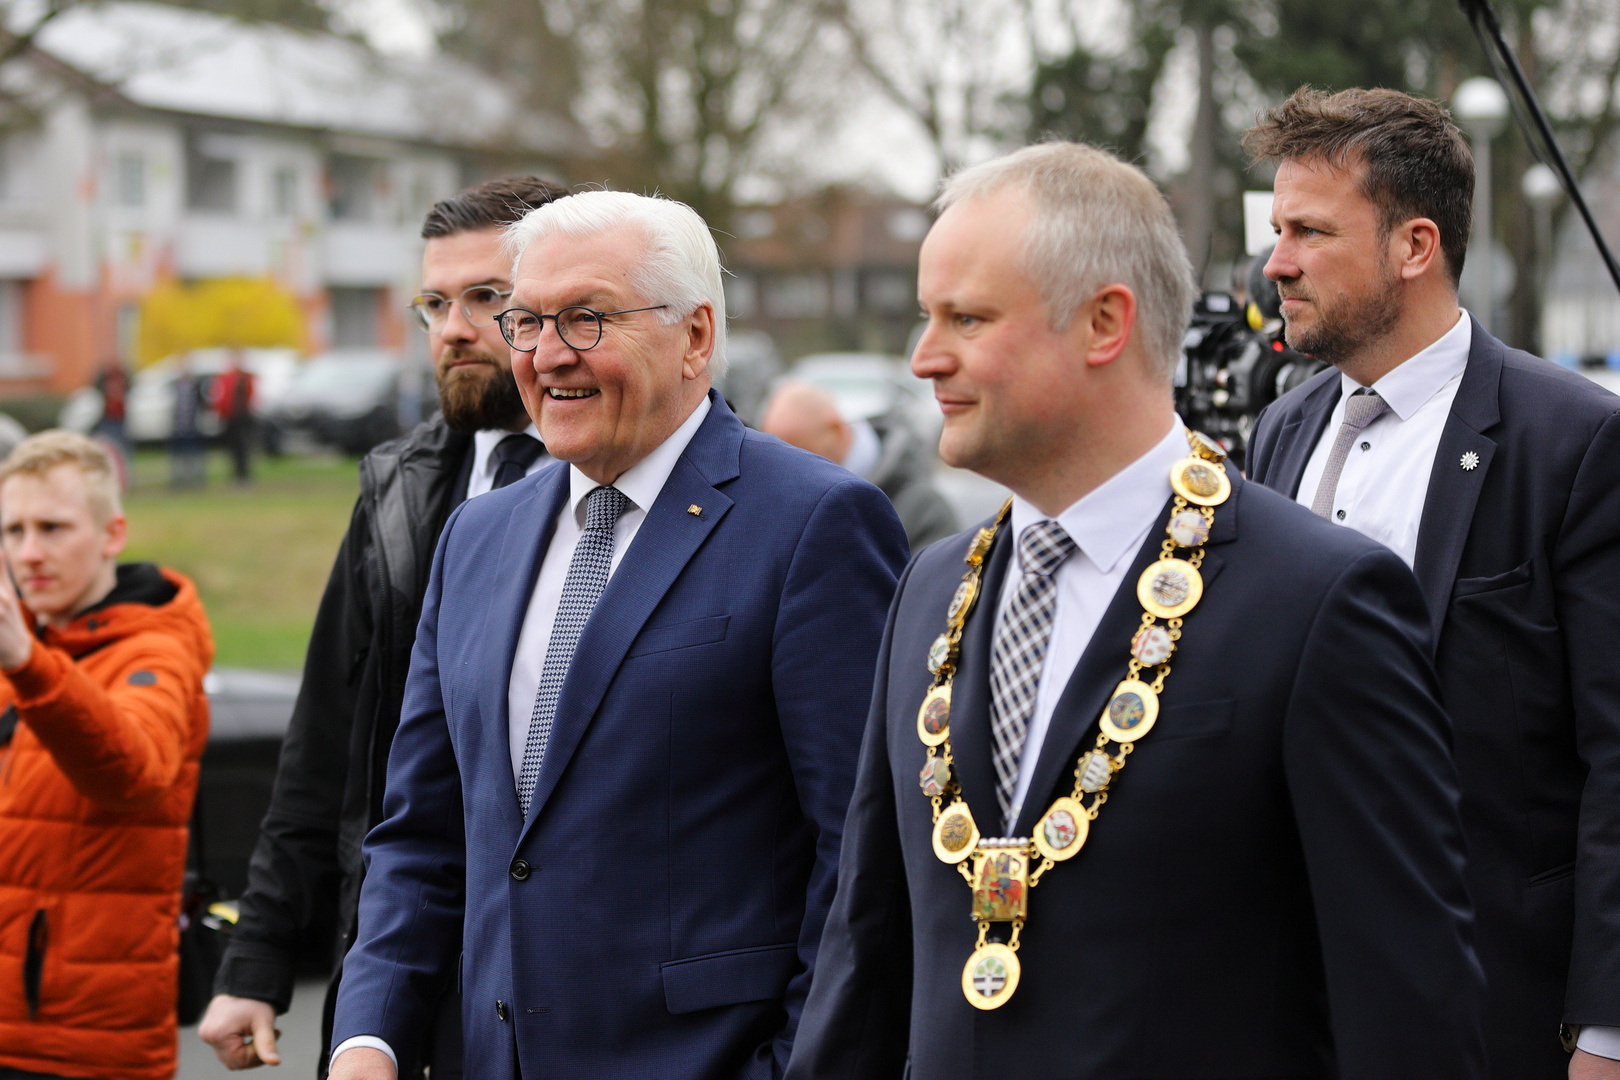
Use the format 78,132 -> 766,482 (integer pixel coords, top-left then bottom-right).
1460,451 -> 1480,471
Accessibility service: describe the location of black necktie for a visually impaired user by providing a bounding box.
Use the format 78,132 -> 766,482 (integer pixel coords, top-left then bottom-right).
491,433 -> 545,490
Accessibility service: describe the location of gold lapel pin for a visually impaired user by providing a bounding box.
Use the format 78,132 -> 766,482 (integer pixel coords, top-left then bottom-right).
688,504 -> 703,516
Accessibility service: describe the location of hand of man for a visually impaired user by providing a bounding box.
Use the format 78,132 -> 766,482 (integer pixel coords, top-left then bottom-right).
197,994 -> 281,1069
326,1047 -> 397,1080
1572,1050 -> 1620,1079
0,557 -> 32,672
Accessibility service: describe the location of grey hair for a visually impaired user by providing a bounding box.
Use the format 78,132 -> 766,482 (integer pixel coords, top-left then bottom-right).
504,190 -> 728,375
937,142 -> 1196,379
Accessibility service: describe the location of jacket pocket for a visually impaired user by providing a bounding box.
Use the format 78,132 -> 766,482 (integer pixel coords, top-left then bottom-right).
660,941 -> 798,1015
1453,559 -> 1534,599
24,908 -> 45,1019
628,615 -> 730,658
1527,860 -> 1575,888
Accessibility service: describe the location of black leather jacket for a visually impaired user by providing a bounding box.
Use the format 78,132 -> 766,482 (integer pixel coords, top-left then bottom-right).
214,415 -> 471,1067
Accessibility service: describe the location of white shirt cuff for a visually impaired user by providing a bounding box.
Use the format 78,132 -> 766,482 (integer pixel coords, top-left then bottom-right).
1578,1025 -> 1620,1060
331,1035 -> 398,1072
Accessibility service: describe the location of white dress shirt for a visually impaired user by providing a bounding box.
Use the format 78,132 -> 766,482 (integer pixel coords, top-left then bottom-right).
332,397 -> 712,1072
999,418 -> 1186,828
1294,311 -> 1470,566
466,422 -> 551,499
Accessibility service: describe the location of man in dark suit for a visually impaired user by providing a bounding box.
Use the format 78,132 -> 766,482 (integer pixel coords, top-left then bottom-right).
1242,88 -> 1620,1080
787,141 -> 1485,1080
325,190 -> 908,1080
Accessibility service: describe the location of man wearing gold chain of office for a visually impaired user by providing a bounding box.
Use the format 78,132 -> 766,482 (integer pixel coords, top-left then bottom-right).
786,142 -> 1488,1080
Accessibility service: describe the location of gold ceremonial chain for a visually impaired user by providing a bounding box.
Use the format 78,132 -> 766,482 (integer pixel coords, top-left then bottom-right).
916,429 -> 1231,1010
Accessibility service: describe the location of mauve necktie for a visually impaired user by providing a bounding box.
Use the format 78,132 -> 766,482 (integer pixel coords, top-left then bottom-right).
987,519 -> 1078,829
492,433 -> 545,490
516,485 -> 630,817
1310,388 -> 1390,518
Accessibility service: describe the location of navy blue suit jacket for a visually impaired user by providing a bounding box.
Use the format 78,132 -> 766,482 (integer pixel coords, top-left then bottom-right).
331,393 -> 909,1080
789,472 -> 1486,1080
1248,321 -> 1620,1077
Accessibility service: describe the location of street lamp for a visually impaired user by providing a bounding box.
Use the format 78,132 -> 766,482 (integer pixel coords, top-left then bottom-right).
1523,163 -> 1562,355
1454,77 -> 1510,333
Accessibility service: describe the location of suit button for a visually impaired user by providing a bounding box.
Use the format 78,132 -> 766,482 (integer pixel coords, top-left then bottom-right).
510,859 -> 531,881
496,1000 -> 509,1022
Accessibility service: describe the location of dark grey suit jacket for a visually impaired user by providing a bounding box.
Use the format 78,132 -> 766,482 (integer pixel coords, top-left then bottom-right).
1247,318 -> 1620,1078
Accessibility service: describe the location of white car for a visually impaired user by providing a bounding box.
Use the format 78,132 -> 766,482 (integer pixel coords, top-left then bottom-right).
123,348 -> 301,443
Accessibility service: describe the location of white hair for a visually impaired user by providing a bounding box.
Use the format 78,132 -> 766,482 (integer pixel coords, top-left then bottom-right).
504,190 -> 728,375
938,142 -> 1196,379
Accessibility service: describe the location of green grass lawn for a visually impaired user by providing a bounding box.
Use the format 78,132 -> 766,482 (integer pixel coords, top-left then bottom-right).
121,450 -> 359,671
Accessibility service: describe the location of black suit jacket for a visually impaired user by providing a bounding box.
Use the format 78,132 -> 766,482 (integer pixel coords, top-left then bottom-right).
788,472 -> 1486,1080
1246,319 -> 1620,1077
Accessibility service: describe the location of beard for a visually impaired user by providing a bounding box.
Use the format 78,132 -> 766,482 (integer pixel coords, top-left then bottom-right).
1279,267 -> 1403,368
436,348 -> 529,433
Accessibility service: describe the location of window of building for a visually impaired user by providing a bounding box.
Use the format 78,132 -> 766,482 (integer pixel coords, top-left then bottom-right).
329,287 -> 381,347
764,273 -> 830,318
272,166 -> 298,217
864,271 -> 917,313
186,133 -> 238,214
328,155 -> 379,222
113,151 -> 145,208
0,281 -> 22,355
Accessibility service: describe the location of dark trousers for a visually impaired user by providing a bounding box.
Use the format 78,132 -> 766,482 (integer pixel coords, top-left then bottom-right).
224,416 -> 254,483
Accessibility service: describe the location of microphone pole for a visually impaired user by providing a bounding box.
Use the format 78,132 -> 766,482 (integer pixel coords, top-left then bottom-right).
1457,0 -> 1620,296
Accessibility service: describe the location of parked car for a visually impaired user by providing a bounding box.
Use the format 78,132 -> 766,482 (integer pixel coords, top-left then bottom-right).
266,349 -> 431,457
785,351 -> 942,444
124,348 -> 301,445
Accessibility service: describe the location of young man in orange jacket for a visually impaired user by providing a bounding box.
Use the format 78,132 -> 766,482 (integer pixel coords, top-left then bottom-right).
0,431 -> 213,1080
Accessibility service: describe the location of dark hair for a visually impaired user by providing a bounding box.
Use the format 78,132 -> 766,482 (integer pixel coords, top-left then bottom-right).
1242,87 -> 1474,286
421,175 -> 571,239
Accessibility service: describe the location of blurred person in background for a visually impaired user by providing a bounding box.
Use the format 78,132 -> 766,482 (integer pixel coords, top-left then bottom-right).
169,356 -> 206,489
197,176 -> 567,1078
214,352 -> 256,486
1243,88 -> 1620,1080
94,357 -> 132,464
761,379 -> 958,550
0,431 -> 214,1080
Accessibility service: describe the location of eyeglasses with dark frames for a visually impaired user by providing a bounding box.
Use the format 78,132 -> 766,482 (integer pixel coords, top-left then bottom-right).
496,305 -> 670,353
408,285 -> 513,330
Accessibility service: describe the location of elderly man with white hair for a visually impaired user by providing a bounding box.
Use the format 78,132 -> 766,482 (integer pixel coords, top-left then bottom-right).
325,190 -> 907,1080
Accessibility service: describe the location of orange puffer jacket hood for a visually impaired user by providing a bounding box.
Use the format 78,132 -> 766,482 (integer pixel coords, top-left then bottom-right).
0,565 -> 213,1080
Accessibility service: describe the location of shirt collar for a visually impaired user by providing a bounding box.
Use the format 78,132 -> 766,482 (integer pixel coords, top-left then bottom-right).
1341,309 -> 1471,421
567,395 -> 713,522
472,422 -> 543,479
1008,418 -> 1185,575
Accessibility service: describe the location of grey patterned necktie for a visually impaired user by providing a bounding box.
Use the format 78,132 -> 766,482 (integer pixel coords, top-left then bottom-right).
517,484 -> 631,817
988,520 -> 1078,829
1310,388 -> 1390,518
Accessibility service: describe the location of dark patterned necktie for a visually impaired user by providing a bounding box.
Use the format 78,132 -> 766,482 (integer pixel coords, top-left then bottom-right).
492,433 -> 545,490
988,520 -> 1078,828
516,485 -> 630,816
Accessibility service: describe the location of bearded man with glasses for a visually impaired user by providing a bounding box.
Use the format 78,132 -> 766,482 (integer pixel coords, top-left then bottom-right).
198,176 -> 567,1078
325,190 -> 908,1080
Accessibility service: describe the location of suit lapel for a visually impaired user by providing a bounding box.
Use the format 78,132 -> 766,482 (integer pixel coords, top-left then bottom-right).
1012,480 -> 1239,837
1412,317 -> 1502,643
484,464 -> 570,828
949,528 -> 1013,837
1268,372 -> 1340,499
518,396 -> 743,837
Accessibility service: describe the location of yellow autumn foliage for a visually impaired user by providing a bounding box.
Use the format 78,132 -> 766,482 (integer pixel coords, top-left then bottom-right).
137,277 -> 305,366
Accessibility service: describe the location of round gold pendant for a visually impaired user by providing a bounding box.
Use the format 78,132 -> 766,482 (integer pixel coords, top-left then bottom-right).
1187,429 -> 1227,462
1098,679 -> 1160,743
962,942 -> 1021,1009
916,684 -> 952,746
1033,796 -> 1089,862
932,801 -> 979,864
1138,558 -> 1204,619
1169,457 -> 1231,507
947,575 -> 979,624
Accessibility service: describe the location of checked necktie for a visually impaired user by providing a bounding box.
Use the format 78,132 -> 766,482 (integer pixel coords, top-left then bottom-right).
516,484 -> 630,817
988,519 -> 1078,829
1310,388 -> 1389,518
492,433 -> 545,490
